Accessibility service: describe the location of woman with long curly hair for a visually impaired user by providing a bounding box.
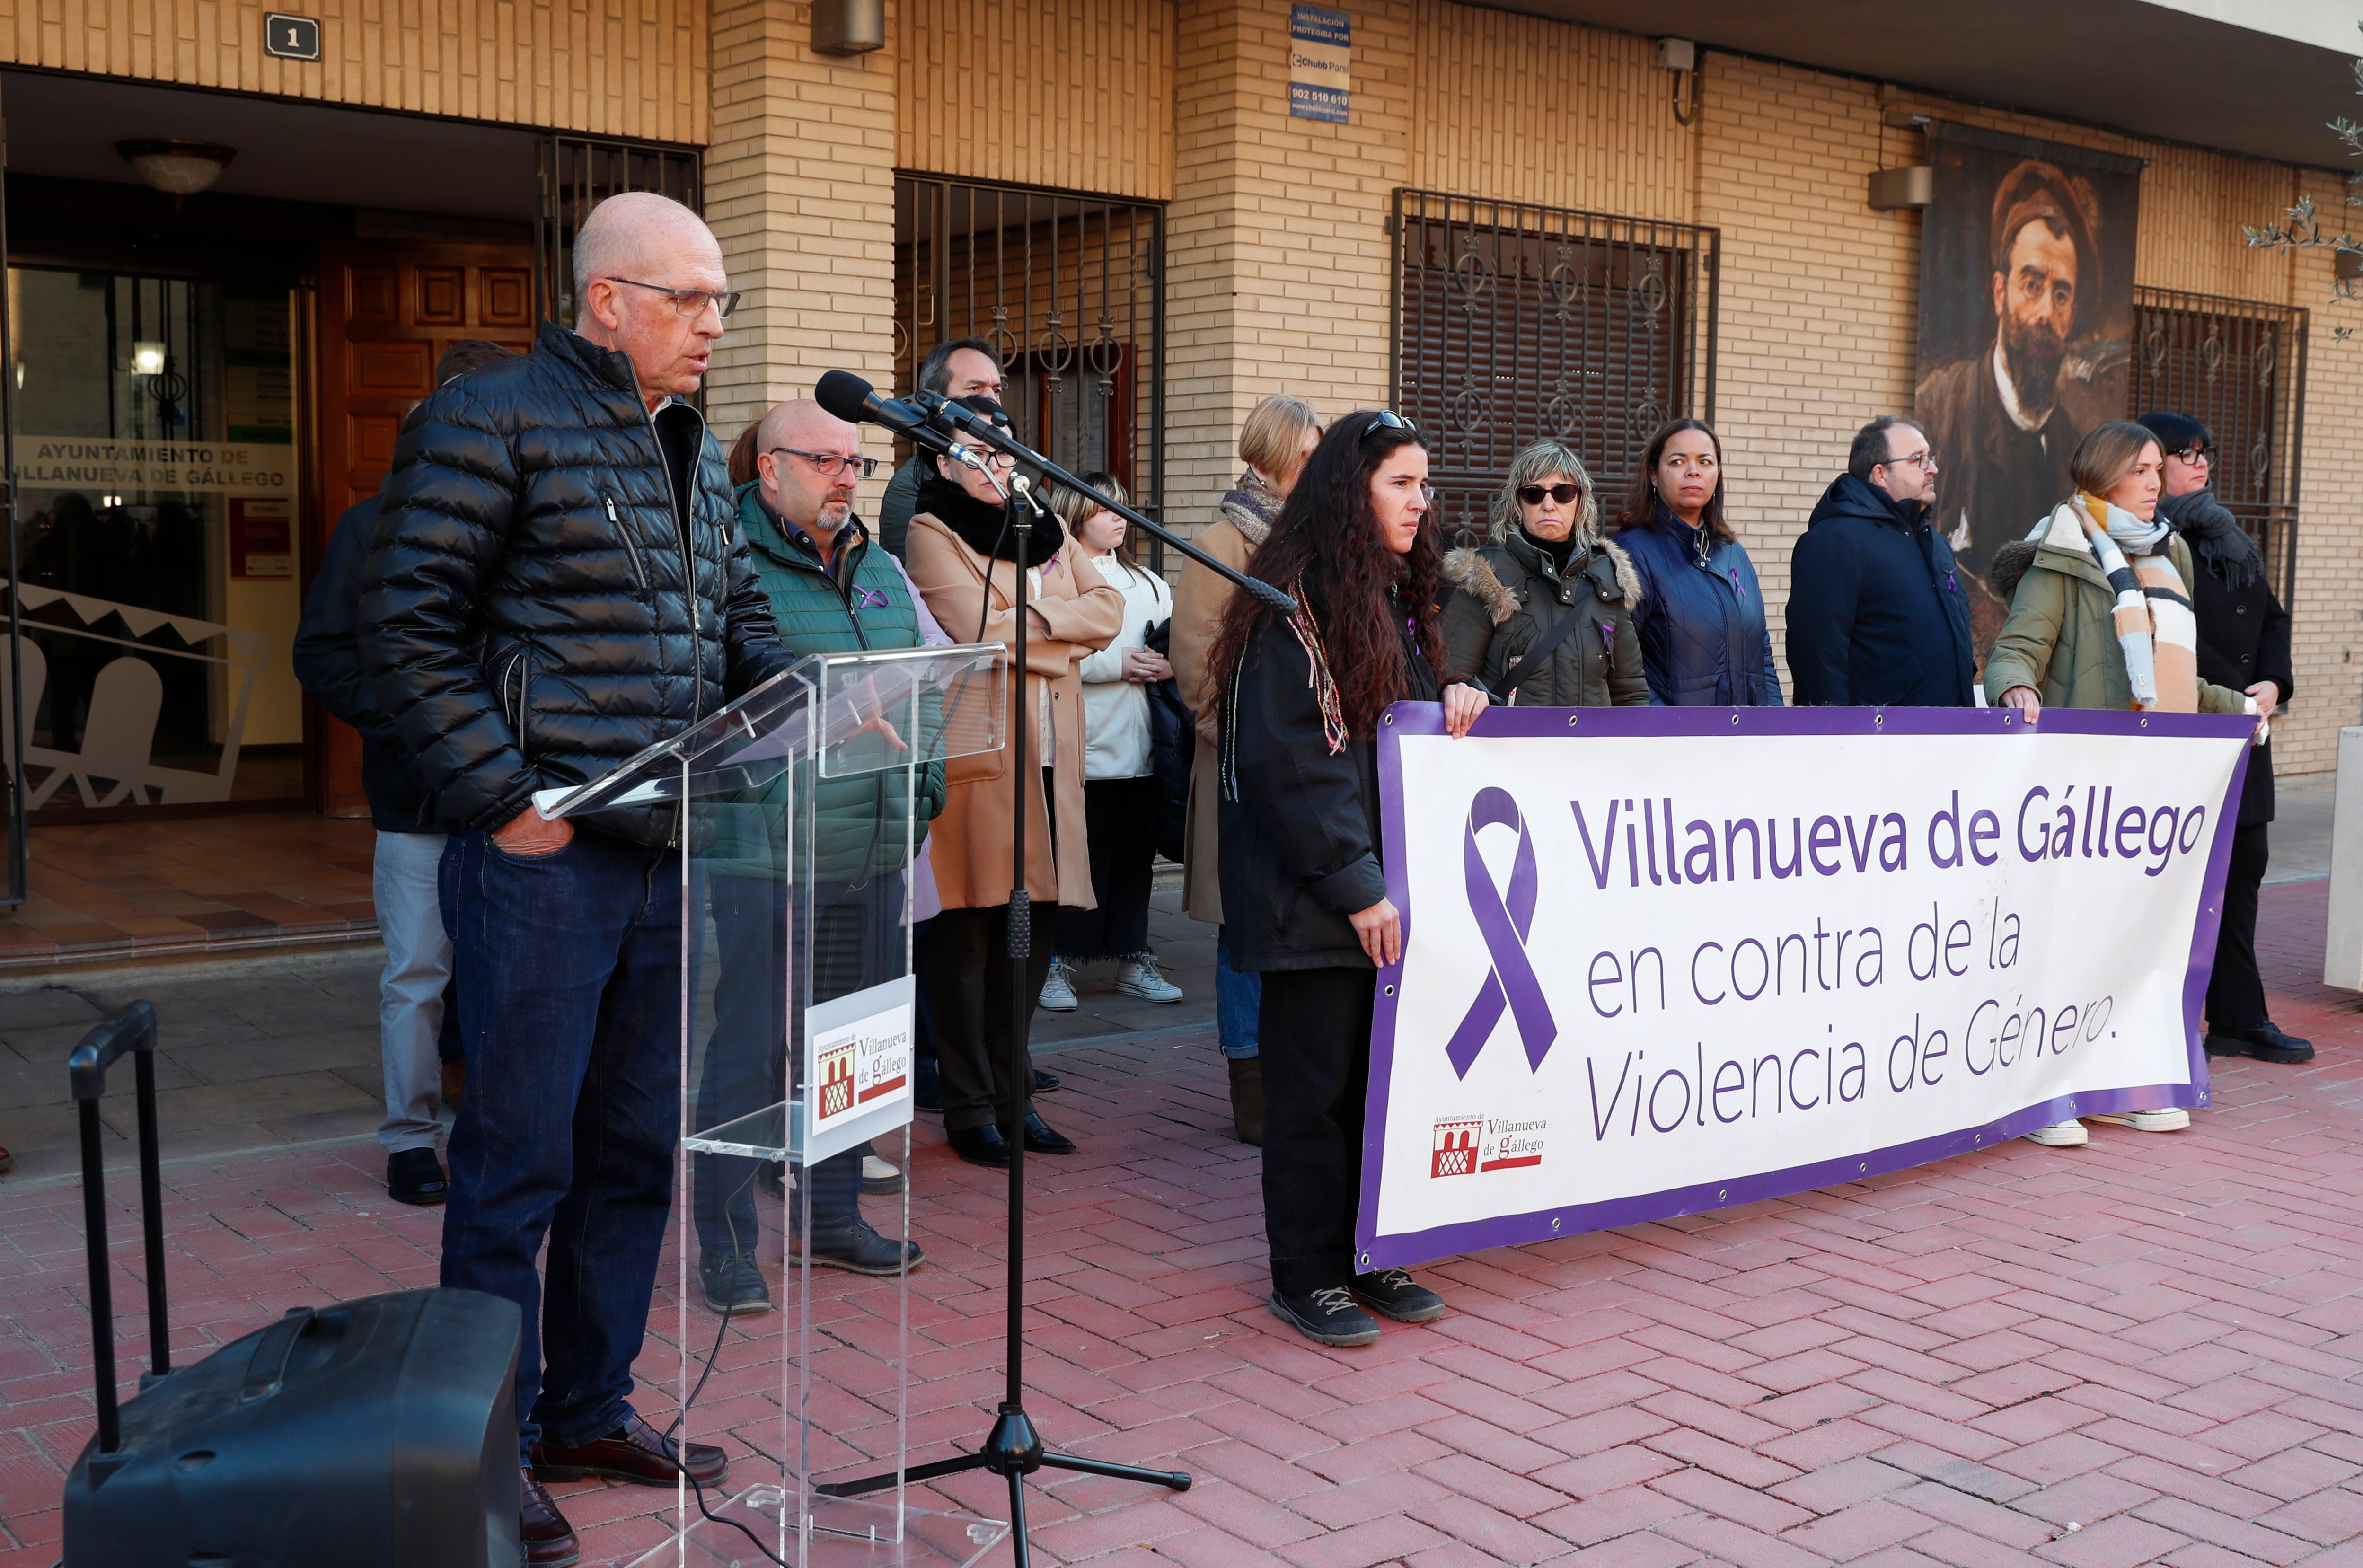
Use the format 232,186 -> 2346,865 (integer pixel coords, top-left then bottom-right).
1206,409 -> 1489,1347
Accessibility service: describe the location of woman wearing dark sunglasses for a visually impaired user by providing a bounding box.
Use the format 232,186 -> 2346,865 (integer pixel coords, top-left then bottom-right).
1439,440 -> 1649,709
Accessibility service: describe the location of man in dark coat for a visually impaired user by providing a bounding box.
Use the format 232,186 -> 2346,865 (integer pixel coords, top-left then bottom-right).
2139,411 -> 2309,1064
359,193 -> 792,1568
1786,415 -> 1975,707
292,337 -> 514,1210
874,335 -> 1003,558
1914,159 -> 2105,644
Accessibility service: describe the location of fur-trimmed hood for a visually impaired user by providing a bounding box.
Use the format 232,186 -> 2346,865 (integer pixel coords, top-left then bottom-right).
1442,536 -> 1641,625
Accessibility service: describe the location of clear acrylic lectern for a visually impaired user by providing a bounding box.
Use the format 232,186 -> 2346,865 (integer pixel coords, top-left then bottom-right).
538,645 -> 1013,1568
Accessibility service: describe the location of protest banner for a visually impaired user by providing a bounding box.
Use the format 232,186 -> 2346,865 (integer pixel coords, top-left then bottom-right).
1358,705 -> 2253,1269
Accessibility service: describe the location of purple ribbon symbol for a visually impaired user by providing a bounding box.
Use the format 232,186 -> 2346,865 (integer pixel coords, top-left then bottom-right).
853,586 -> 889,609
1443,786 -> 1557,1080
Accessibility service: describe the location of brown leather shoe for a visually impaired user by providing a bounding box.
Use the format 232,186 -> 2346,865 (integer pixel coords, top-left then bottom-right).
533,1410 -> 728,1489
520,1465 -> 580,1567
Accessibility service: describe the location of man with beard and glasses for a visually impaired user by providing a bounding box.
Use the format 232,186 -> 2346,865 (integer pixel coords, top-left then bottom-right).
1914,159 -> 2103,645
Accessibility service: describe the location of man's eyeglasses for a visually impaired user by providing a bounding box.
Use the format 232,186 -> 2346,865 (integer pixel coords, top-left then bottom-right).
2170,445 -> 2213,464
606,277 -> 742,320
1362,409 -> 1420,447
1517,483 -> 1583,506
771,448 -> 878,480
1879,451 -> 1935,471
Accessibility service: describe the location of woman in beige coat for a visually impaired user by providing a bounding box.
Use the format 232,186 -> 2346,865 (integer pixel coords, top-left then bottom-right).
907,397 -> 1124,1167
1169,393 -> 1321,1145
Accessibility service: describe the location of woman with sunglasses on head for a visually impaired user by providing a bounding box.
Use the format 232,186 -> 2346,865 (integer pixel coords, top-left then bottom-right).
1614,418 -> 1783,706
2137,411 -> 2308,1067
1440,440 -> 1649,709
1041,472 -> 1185,1015
905,396 -> 1126,1168
1206,409 -> 1489,1347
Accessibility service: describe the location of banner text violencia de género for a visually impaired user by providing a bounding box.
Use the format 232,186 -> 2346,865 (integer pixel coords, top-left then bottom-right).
1358,708 -> 2251,1268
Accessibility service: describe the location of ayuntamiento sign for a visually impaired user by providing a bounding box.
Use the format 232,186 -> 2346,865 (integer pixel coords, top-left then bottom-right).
1358,705 -> 2252,1268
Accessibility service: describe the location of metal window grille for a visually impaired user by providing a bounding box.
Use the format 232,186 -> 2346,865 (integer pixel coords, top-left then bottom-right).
894,175 -> 1166,570
1392,189 -> 1719,546
2129,286 -> 2306,611
534,138 -> 704,331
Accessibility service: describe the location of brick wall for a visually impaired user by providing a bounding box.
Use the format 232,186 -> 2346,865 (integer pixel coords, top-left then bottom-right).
1164,0 -> 1411,543
0,0 -> 708,143
705,0 -> 901,508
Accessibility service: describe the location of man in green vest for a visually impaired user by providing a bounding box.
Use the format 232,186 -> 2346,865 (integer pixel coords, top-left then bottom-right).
694,398 -> 949,1314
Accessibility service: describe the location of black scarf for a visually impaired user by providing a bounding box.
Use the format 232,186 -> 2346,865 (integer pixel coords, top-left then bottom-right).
917,474 -> 1063,564
2158,487 -> 2264,590
1518,525 -> 1578,573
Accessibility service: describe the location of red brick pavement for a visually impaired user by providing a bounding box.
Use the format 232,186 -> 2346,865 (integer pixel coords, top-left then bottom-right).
4,880 -> 2363,1566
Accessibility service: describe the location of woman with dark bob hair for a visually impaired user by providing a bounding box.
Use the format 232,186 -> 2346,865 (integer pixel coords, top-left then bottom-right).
1614,417 -> 1782,706
1985,418 -> 2266,1149
1206,409 -> 1488,1347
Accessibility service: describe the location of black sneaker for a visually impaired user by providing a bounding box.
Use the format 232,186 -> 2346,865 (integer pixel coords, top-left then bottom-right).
1352,1268 -> 1448,1323
699,1253 -> 772,1315
804,1219 -> 924,1277
1270,1285 -> 1382,1347
2211,1022 -> 2315,1064
387,1147 -> 449,1206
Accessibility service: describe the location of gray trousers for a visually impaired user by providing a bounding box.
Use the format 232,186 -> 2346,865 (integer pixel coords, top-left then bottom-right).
375,828 -> 454,1153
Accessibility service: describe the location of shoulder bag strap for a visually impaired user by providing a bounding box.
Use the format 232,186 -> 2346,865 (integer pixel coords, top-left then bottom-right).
1493,572 -> 1601,700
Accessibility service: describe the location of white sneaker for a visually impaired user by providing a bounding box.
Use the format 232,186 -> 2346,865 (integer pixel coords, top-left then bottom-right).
861,1154 -> 904,1195
2087,1109 -> 2191,1133
1113,955 -> 1184,1004
2024,1119 -> 2089,1147
1039,957 -> 1078,1012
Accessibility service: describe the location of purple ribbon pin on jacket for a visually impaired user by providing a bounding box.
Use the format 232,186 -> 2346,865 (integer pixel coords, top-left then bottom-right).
1442,786 -> 1558,1080
853,586 -> 890,609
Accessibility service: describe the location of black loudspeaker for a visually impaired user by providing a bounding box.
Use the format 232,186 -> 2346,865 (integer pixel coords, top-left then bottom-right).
58,1005 -> 523,1568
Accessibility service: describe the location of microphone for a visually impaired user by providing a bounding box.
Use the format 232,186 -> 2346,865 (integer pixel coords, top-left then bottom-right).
815,370 -> 953,457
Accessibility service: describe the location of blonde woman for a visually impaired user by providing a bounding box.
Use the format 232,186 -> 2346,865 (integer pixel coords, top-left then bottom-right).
1440,439 -> 1649,708
1985,419 -> 2263,1148
1170,393 -> 1322,1144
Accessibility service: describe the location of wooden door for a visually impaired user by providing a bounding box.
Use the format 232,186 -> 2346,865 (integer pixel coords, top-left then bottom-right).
311,241 -> 535,817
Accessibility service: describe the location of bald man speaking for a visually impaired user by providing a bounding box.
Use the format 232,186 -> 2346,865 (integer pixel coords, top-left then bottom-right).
361,192 -> 791,1565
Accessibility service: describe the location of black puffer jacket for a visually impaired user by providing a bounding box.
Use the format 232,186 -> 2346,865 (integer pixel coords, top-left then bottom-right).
359,321 -> 793,845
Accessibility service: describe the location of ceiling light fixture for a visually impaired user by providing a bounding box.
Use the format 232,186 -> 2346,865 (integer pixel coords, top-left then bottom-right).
115,139 -> 238,196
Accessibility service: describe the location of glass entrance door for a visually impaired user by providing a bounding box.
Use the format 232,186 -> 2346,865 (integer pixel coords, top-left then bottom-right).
6,266 -> 303,815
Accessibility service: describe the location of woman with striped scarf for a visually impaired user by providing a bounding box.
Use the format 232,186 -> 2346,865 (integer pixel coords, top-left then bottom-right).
1984,419 -> 2267,1148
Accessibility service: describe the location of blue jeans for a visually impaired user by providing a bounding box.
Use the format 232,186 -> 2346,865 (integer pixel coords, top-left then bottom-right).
372,829 -> 451,1153
438,828 -> 684,1458
1215,925 -> 1261,1061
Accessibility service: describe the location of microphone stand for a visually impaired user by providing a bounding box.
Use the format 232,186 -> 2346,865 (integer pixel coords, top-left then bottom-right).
913,390 -> 1297,616
815,454 -> 1191,1564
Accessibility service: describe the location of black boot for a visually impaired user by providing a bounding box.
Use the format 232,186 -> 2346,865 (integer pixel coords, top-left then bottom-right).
1227,1057 -> 1264,1145
804,1218 -> 925,1276
387,1147 -> 448,1206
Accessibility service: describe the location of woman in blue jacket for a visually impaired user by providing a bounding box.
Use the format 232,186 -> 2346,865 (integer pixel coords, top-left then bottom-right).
1614,419 -> 1783,706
